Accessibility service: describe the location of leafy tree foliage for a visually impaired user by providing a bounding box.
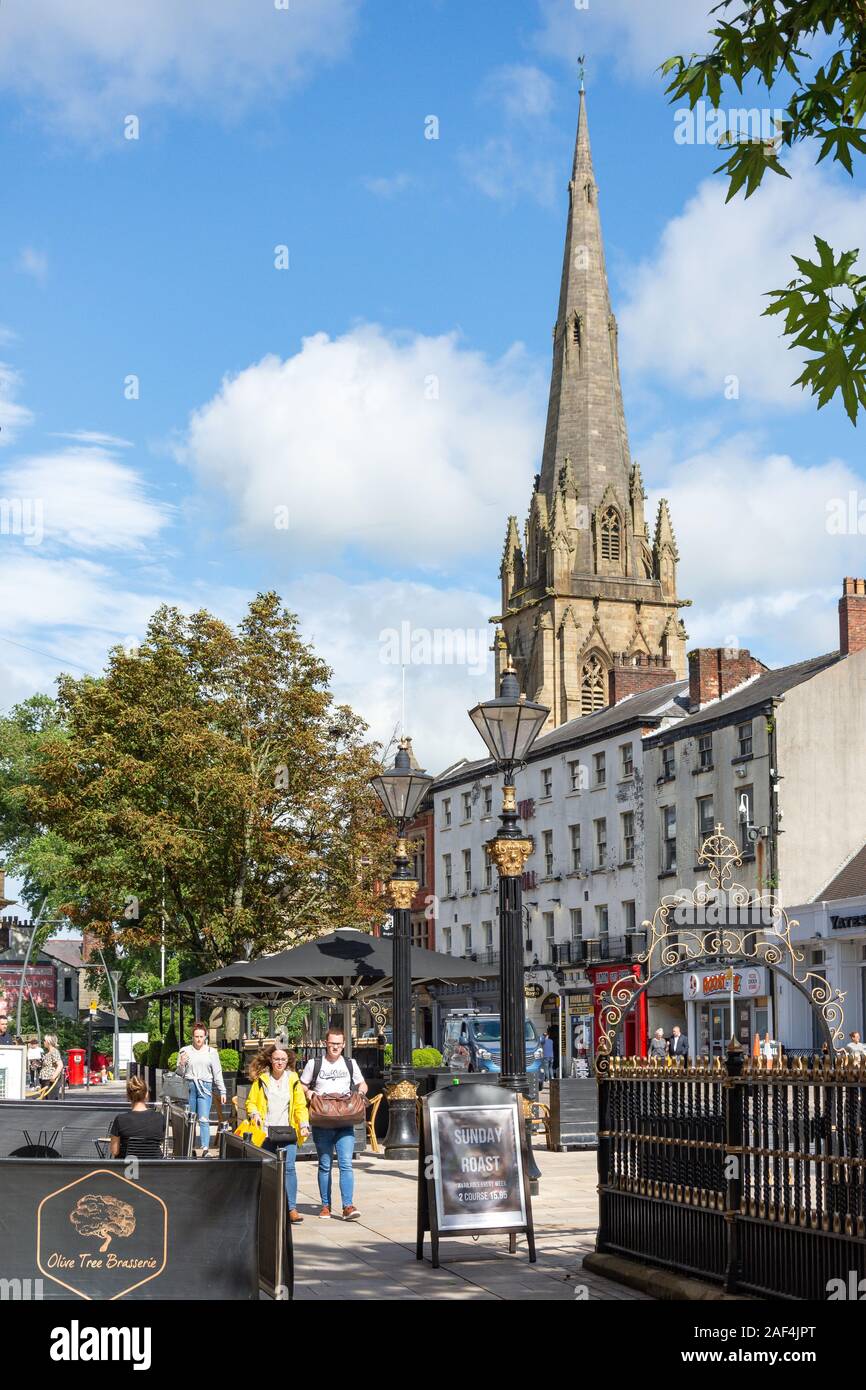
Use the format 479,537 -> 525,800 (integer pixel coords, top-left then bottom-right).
662,1 -> 866,420
15,593 -> 393,970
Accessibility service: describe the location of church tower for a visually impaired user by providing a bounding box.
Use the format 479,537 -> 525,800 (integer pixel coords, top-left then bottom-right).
494,86 -> 689,727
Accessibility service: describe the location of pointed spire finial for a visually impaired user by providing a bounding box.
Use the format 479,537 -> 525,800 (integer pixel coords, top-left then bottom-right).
578,54 -> 586,93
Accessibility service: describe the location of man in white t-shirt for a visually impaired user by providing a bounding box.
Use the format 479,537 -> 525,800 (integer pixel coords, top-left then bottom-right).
300,1028 -> 367,1221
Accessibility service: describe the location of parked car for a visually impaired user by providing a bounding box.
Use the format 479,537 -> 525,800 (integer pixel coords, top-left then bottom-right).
360,1026 -> 392,1044
441,1010 -> 543,1074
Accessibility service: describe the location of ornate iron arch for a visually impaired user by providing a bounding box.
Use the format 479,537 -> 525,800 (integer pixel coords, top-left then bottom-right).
595,825 -> 846,1071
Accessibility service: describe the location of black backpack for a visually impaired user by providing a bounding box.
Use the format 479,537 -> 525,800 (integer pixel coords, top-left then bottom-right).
311,1055 -> 356,1092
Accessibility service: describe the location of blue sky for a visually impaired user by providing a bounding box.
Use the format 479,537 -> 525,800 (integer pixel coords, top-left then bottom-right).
0,0 -> 864,783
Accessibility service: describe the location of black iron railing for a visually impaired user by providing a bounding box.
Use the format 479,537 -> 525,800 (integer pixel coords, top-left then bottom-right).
552,934 -> 647,966
596,1047 -> 866,1299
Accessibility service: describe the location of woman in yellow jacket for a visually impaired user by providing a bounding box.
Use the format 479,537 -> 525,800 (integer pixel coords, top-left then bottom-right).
246,1044 -> 310,1224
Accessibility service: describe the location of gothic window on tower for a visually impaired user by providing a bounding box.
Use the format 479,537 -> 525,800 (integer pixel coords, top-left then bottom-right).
580,655 -> 607,715
600,507 -> 621,564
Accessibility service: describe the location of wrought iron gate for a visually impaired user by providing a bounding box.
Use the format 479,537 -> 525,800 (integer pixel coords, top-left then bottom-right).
597,1043 -> 866,1299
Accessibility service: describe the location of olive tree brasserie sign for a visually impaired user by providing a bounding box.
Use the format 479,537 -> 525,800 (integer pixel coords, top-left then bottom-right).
416,1084 -> 536,1267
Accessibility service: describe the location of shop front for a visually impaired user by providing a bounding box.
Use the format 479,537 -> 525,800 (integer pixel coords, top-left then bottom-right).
586,962 -> 646,1059
684,965 -> 772,1059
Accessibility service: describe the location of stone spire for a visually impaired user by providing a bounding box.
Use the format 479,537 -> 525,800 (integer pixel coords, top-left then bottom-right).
494,85 -> 689,728
538,87 -> 633,568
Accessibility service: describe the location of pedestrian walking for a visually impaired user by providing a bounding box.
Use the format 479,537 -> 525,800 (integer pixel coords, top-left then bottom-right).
846,1030 -> 866,1058
39,1034 -> 64,1098
300,1027 -> 367,1221
647,1028 -> 668,1061
669,1026 -> 689,1061
176,1022 -> 226,1158
542,1032 -> 555,1084
27,1036 -> 43,1088
0,1017 -> 16,1046
247,1043 -> 310,1224
108,1076 -> 165,1159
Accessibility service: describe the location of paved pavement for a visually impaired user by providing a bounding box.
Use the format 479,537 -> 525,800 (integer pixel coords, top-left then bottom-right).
291,1146 -> 649,1301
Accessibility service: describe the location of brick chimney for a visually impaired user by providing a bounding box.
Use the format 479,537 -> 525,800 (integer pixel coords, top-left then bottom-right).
608,653 -> 677,705
688,647 -> 765,712
839,577 -> 866,656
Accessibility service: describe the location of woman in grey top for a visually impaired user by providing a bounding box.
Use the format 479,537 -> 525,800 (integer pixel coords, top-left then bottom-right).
176,1022 -> 226,1157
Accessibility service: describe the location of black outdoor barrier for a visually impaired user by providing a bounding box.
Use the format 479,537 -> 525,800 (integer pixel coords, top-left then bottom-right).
548,1078 -> 598,1150
0,1100 -> 161,1159
220,1131 -> 293,1299
0,1158 -> 263,1300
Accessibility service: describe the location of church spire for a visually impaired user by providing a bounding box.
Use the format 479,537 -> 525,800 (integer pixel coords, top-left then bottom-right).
495,82 -> 689,729
539,88 -> 632,555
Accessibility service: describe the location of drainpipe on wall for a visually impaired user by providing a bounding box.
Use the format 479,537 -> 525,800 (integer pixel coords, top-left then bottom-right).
765,698 -> 782,1041
765,699 -> 782,894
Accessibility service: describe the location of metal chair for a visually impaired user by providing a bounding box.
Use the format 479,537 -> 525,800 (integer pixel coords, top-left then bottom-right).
529,1100 -> 553,1150
366,1092 -> 384,1154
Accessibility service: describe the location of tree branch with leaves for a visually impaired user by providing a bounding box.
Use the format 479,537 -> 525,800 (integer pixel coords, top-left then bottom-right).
661,0 -> 866,421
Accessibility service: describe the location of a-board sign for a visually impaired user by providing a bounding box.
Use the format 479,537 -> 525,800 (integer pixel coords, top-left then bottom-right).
416,1082 -> 536,1268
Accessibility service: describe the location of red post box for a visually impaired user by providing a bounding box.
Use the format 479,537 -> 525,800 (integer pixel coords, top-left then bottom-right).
67,1047 -> 86,1086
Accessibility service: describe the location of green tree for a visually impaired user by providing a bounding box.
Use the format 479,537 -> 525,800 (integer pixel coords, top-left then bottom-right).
22,593 -> 392,969
0,695 -> 77,920
662,0 -> 866,421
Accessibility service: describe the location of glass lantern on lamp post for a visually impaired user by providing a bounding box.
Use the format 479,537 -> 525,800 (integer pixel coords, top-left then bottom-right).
468,664 -> 549,1183
371,738 -> 433,1159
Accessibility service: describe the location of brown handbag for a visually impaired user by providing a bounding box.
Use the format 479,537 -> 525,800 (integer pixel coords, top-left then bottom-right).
308,1058 -> 367,1128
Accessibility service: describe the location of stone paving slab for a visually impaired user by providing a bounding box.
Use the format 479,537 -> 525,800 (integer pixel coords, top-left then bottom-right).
289,1145 -> 649,1302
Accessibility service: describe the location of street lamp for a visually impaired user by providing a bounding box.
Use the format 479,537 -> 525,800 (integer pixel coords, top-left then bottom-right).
371,738 -> 433,1159
468,664 -> 549,1184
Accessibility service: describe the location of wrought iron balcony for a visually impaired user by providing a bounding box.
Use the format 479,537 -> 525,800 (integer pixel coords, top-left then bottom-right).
550,933 -> 647,966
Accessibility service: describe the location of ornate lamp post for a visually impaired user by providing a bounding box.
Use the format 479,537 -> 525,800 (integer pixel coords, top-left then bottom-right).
371,738 -> 433,1159
468,664 -> 549,1184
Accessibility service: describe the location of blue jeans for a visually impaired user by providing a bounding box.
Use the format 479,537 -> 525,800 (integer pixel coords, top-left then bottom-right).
188,1080 -> 213,1150
313,1126 -> 354,1208
264,1139 -> 299,1209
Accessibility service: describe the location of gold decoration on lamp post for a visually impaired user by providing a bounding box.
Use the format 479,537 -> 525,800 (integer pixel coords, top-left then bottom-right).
485,838 -> 533,878
388,879 -> 419,911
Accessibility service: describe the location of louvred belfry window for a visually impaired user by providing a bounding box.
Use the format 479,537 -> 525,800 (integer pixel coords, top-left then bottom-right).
580,655 -> 606,715
600,507 -> 621,562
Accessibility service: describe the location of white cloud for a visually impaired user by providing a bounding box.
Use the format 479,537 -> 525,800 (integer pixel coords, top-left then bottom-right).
459,135 -> 557,205
0,362 -> 34,445
0,542 -> 251,710
360,173 -> 416,199
480,64 -> 555,122
181,324 -> 544,570
0,0 -> 361,135
647,431 -> 865,659
620,150 -> 866,410
17,247 -> 48,283
289,573 -> 497,773
534,0 -> 720,81
49,430 -> 132,448
0,447 -> 171,551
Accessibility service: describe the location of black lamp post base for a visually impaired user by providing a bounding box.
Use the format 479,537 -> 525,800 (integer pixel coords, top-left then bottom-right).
382,1082 -> 419,1159
498,1073 -> 541,1192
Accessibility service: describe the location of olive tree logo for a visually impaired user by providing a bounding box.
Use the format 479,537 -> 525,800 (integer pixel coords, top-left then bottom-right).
70,1193 -> 136,1253
37,1170 -> 167,1300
